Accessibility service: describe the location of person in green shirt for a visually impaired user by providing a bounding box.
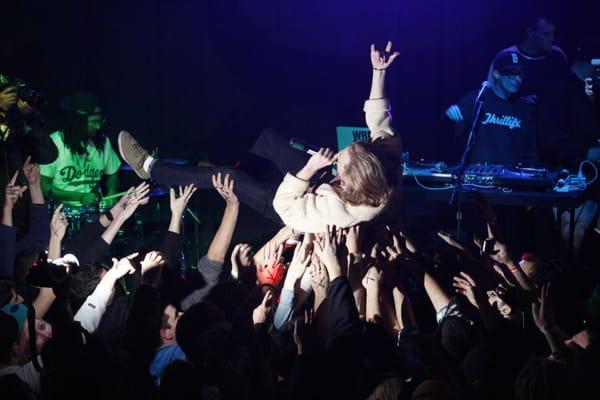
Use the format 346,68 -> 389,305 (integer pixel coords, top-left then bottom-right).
40,91 -> 121,207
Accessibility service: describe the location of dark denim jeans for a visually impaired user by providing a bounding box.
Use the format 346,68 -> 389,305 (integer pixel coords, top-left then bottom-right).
150,129 -> 308,225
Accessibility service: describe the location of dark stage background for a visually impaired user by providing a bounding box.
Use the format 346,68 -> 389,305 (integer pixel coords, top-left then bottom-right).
2,0 -> 598,165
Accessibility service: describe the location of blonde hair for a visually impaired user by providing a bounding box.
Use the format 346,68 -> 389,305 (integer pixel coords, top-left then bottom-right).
335,142 -> 393,207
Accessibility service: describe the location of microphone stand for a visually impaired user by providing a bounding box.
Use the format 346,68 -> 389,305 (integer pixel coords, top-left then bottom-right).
449,89 -> 487,241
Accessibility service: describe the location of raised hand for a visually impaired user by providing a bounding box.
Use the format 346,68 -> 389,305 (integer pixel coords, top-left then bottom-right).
346,224 -> 362,255
108,252 -> 139,280
384,232 -> 403,262
230,243 -> 255,280
22,156 -> 40,186
286,243 -> 312,284
486,290 -> 514,319
252,290 -> 273,325
169,184 -> 197,216
309,258 -> 330,292
3,171 -> 27,209
531,283 -> 556,333
256,241 -> 285,286
141,250 -> 166,276
452,271 -> 481,308
313,225 -> 342,280
111,182 -> 150,218
370,41 -> 400,70
50,204 -> 69,240
119,189 -> 150,221
212,172 -> 238,206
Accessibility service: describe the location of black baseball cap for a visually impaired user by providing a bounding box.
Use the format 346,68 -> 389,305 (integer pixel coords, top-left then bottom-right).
492,51 -> 525,75
59,90 -> 102,115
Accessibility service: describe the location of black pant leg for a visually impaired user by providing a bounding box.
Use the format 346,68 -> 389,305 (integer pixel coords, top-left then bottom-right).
150,162 -> 284,225
249,128 -> 309,175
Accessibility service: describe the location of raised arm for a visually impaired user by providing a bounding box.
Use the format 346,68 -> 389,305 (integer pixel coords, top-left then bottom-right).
161,184 -> 196,270
74,252 -> 138,333
2,171 -> 27,227
206,173 -> 239,263
0,171 -> 27,278
369,41 -> 399,100
22,156 -> 44,205
101,185 -> 150,245
168,184 -> 197,234
365,41 -> 399,141
48,205 -> 68,260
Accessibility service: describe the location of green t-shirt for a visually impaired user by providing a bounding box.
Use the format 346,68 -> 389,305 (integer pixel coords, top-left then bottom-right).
40,131 -> 121,205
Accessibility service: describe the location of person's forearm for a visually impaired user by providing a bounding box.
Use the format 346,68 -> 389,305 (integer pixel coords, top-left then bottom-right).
313,289 -> 327,313
326,264 -> 342,282
424,272 -> 451,313
365,286 -> 381,322
48,235 -> 62,260
542,326 -> 570,355
369,69 -> 387,99
32,287 -> 56,318
29,184 -> 44,205
101,214 -> 128,245
168,211 -> 184,234
506,260 -> 532,291
296,165 -> 316,181
206,202 -> 239,263
74,272 -> 117,333
283,274 -> 299,291
2,205 -> 12,226
392,289 -> 406,331
353,289 -> 365,319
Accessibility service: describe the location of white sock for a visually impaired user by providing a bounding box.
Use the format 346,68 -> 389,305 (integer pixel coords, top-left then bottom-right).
142,155 -> 155,173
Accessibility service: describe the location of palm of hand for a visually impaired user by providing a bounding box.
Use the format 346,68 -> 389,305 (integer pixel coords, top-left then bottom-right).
23,165 -> 40,185
5,186 -> 20,206
51,214 -> 68,237
310,263 -> 329,290
170,197 -> 187,214
212,173 -> 238,204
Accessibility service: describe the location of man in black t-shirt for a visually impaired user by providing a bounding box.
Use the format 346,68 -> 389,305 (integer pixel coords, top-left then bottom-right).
487,16 -> 569,103
445,51 -> 539,167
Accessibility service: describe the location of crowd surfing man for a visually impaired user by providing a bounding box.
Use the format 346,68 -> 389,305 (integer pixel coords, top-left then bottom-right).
117,42 -> 403,232
40,91 -> 121,207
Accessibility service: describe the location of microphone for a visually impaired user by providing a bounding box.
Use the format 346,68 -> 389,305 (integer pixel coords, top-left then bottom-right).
290,138 -> 320,156
474,81 -> 489,103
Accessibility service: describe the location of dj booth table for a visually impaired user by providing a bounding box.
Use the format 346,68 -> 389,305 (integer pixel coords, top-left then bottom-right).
401,184 -> 587,257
